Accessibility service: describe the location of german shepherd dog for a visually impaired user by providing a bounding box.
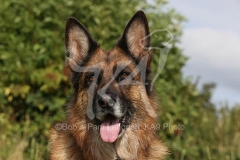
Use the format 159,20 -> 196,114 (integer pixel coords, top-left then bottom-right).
49,11 -> 167,160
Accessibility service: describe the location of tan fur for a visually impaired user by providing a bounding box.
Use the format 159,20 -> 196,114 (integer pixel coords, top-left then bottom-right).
49,11 -> 168,160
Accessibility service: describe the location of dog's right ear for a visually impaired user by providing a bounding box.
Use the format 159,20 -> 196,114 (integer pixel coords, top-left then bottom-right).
65,17 -> 98,71
116,11 -> 150,61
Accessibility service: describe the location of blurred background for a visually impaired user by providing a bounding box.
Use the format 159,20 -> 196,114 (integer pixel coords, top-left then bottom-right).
0,0 -> 239,159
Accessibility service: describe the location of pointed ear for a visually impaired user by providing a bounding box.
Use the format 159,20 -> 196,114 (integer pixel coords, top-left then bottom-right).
65,17 -> 98,70
116,11 -> 150,59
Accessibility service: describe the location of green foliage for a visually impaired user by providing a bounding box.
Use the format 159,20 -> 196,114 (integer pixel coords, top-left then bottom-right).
0,0 -> 239,159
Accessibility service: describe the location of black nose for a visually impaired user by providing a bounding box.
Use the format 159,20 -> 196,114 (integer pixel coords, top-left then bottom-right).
98,95 -> 116,109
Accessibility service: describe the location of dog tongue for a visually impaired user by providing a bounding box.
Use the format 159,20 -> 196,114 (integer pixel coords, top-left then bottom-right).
100,118 -> 120,143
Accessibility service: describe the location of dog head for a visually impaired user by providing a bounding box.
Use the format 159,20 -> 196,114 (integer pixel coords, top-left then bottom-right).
65,11 -> 155,143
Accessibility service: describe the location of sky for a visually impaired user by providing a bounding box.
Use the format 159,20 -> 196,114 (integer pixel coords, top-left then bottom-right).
167,0 -> 240,107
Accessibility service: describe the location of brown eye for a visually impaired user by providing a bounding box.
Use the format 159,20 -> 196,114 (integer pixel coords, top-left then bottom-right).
89,75 -> 94,82
118,71 -> 130,82
86,73 -> 95,85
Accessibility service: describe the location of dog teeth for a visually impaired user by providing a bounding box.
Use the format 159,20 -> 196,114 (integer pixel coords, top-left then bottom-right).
118,123 -> 121,127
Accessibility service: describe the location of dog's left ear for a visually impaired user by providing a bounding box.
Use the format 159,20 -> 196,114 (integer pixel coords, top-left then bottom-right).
65,17 -> 98,72
117,10 -> 150,59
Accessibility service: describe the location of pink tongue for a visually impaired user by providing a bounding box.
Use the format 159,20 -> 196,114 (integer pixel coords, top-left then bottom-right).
100,119 -> 120,143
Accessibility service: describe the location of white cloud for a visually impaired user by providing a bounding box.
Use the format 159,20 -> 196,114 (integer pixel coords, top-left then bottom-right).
181,28 -> 240,105
167,0 -> 240,106
182,28 -> 240,70
168,0 -> 240,31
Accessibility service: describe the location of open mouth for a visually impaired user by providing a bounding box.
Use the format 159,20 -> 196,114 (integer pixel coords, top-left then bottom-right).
97,113 -> 130,143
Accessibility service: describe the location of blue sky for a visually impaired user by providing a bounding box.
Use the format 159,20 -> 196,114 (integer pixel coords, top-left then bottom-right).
167,0 -> 240,107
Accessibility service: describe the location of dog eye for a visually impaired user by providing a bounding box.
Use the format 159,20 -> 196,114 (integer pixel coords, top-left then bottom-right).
86,73 -> 95,85
89,75 -> 94,81
118,71 -> 130,82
